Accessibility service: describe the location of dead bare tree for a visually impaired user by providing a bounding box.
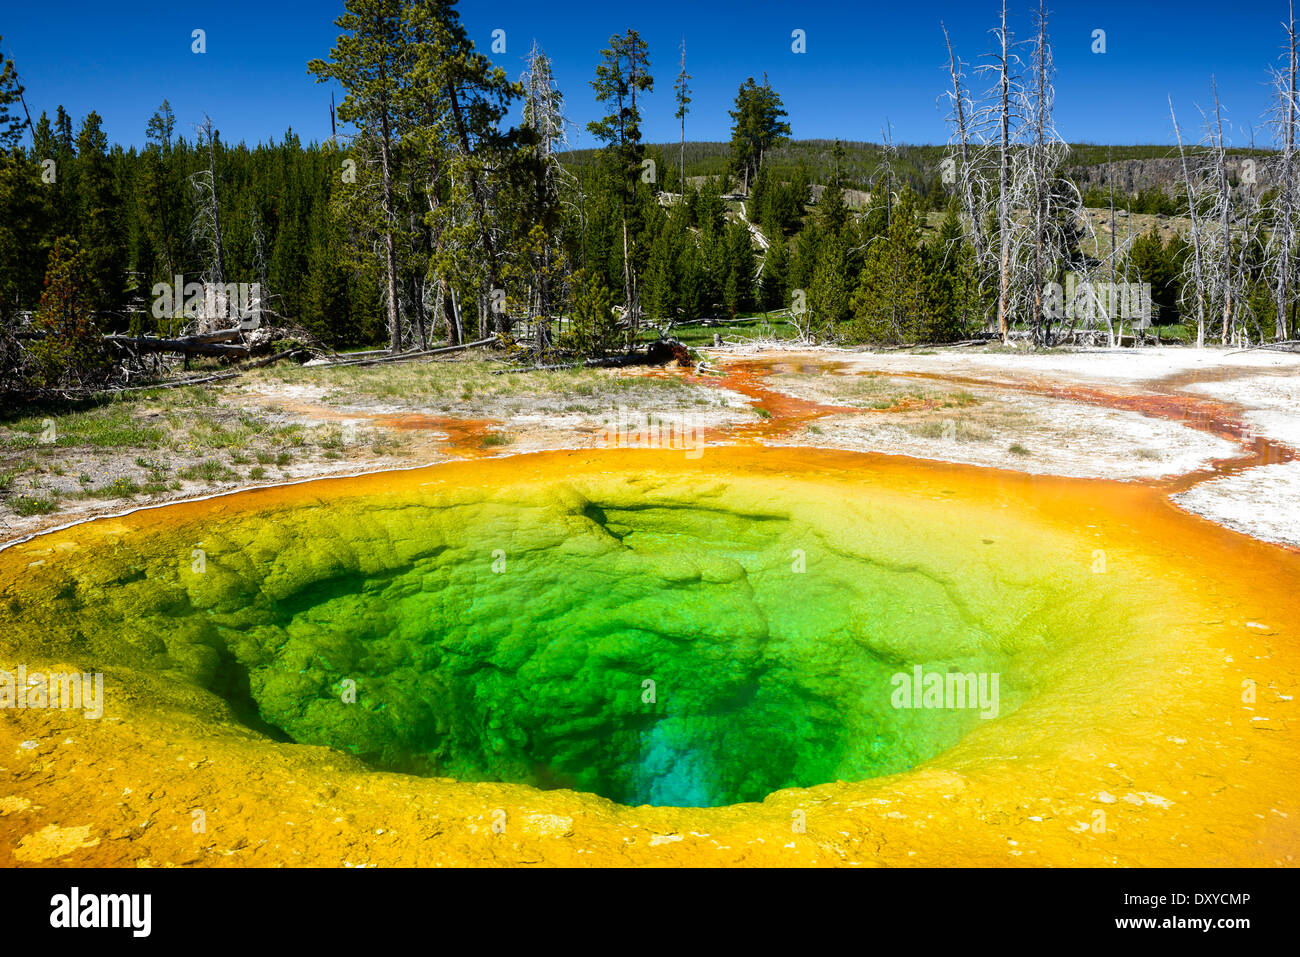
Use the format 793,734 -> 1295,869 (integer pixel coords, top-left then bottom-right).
1171,96 -> 1210,347
1266,0 -> 1300,341
189,116 -> 228,332
870,120 -> 898,232
949,3 -> 1089,346
1210,80 -> 1236,345
521,40 -> 568,354
1195,78 -> 1258,346
1014,1 -> 1089,346
974,0 -> 1023,343
1090,147 -> 1122,347
1085,147 -> 1139,347
941,21 -> 996,330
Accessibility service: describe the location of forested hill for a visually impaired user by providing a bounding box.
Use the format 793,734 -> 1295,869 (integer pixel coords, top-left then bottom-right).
3,0 -> 1296,398
562,139 -> 1274,197
7,117 -> 1264,351
0,121 -> 1276,353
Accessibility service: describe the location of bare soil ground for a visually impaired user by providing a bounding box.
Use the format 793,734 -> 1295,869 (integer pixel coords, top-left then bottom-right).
4,342 -> 1298,549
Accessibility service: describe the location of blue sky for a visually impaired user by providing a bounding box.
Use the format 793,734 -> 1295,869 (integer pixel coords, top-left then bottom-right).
0,0 -> 1291,150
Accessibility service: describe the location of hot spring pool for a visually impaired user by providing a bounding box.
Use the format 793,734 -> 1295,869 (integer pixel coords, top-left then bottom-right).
0,448 -> 1178,809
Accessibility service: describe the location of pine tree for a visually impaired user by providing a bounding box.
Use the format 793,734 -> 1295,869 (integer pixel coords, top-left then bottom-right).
728,75 -> 791,193
643,204 -> 688,328
588,29 -> 653,343
0,43 -> 45,321
927,203 -> 983,339
674,39 -> 691,194
808,229 -> 850,336
723,220 -> 756,317
818,143 -> 849,234
1130,227 -> 1181,324
678,241 -> 709,322
309,0 -> 409,352
74,112 -> 125,324
850,195 -> 932,343
518,42 -> 568,347
407,0 -> 522,336
759,231 -> 788,312
140,101 -> 181,286
31,236 -> 108,387
566,267 -> 617,355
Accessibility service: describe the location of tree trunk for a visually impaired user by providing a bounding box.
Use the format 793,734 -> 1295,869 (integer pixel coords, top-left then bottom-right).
622,216 -> 635,346
1214,79 -> 1233,347
1171,98 -> 1207,348
204,121 -> 226,287
1278,8 -> 1298,341
446,82 -> 506,337
996,0 -> 1012,344
413,277 -> 429,350
379,107 -> 401,354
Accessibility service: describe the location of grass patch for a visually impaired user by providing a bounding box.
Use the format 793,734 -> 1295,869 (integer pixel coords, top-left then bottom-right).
256,359 -> 698,415
3,402 -> 164,450
178,461 -> 239,482
778,373 -> 981,414
11,494 -> 58,516
84,477 -> 141,499
906,420 -> 994,442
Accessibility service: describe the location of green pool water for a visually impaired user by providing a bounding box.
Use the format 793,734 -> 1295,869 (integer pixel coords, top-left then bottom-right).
0,461 -> 1145,807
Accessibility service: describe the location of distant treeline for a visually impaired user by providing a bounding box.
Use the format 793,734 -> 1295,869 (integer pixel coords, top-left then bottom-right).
2,0 -> 1298,398
564,139 -> 1274,211
0,103 -> 385,347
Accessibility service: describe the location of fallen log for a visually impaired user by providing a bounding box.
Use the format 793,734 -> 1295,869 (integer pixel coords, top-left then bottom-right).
307,337 -> 497,369
104,336 -> 253,358
1226,340 -> 1300,356
178,327 -> 246,345
9,334 -> 493,399
15,327 -> 252,355
111,348 -> 306,392
871,337 -> 996,352
492,339 -> 692,374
